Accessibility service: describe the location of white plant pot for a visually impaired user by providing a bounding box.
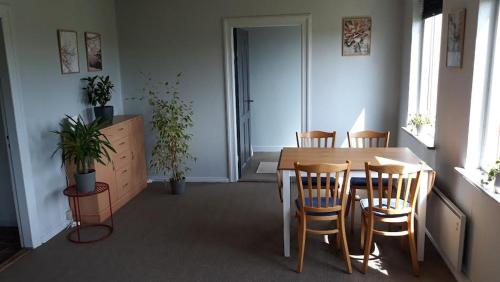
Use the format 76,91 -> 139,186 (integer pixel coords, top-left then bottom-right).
416,125 -> 423,136
494,174 -> 500,194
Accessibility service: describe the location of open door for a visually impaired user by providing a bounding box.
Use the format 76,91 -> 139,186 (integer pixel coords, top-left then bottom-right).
234,28 -> 252,177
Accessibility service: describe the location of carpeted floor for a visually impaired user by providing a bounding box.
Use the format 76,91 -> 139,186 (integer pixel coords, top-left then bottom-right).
240,152 -> 280,182
0,182 -> 455,282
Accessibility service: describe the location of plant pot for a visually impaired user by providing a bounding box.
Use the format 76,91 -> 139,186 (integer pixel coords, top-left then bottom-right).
494,174 -> 500,194
170,177 -> 186,195
74,169 -> 96,193
94,106 -> 114,124
416,125 -> 423,136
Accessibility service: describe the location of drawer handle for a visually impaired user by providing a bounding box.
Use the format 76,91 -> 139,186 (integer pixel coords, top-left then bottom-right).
122,169 -> 128,174
118,128 -> 125,131
123,183 -> 129,187
119,142 -> 126,146
120,156 -> 127,160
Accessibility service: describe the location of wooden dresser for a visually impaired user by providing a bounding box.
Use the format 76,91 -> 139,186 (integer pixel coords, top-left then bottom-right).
68,115 -> 147,223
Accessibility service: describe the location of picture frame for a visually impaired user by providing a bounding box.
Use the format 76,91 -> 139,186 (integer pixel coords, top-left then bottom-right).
84,32 -> 103,72
57,30 -> 80,74
342,17 -> 372,56
446,9 -> 466,68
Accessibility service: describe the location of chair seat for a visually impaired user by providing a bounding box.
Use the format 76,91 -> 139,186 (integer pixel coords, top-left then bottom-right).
301,176 -> 336,186
360,198 -> 410,217
295,197 -> 341,216
350,177 -> 389,187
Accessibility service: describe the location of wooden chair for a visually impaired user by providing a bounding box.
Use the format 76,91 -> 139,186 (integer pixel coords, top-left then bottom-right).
294,161 -> 352,274
346,130 -> 390,233
276,131 -> 337,202
296,131 -> 336,148
360,162 -> 423,276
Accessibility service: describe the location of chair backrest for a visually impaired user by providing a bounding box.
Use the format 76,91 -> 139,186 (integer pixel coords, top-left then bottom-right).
364,162 -> 423,216
294,161 -> 351,215
296,131 -> 336,148
347,130 -> 390,148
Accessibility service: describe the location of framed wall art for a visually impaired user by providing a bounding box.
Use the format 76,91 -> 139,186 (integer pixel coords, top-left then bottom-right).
342,17 -> 372,56
57,30 -> 80,74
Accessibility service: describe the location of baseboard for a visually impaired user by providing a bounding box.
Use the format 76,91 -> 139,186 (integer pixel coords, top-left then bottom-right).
426,229 -> 470,282
148,176 -> 230,183
252,146 -> 284,152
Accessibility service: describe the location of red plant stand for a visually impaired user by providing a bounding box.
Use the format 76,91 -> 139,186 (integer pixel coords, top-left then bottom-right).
63,182 -> 113,243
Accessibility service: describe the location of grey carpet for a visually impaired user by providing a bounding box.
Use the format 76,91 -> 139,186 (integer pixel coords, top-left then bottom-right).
240,152 -> 280,182
0,182 -> 455,282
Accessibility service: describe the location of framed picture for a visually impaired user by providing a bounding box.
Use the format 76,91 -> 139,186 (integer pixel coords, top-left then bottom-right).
57,30 -> 79,74
342,17 -> 372,56
447,9 -> 466,68
85,32 -> 103,72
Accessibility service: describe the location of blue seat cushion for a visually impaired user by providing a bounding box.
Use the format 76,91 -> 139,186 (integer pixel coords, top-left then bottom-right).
360,198 -> 410,217
295,197 -> 341,216
350,177 -> 390,187
301,176 -> 336,186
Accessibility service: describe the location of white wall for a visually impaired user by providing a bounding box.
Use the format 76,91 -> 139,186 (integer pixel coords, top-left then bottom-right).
247,26 -> 301,151
398,0 -> 500,281
0,25 -> 16,226
116,0 -> 405,180
1,0 -> 123,245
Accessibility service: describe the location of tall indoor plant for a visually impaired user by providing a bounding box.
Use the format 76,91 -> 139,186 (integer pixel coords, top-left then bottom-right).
82,75 -> 115,124
52,116 -> 116,193
129,73 -> 195,194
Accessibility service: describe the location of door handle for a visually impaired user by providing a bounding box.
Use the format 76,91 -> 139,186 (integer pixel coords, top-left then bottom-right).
245,99 -> 254,103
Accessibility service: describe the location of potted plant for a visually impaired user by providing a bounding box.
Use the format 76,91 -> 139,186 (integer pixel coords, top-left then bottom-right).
128,73 -> 195,194
481,159 -> 500,194
408,113 -> 431,136
52,116 -> 116,193
82,75 -> 115,124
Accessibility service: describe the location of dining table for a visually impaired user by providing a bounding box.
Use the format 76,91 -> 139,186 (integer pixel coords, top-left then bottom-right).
277,147 -> 435,261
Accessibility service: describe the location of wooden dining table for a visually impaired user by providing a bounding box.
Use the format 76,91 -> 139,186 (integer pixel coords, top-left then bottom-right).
277,147 -> 435,261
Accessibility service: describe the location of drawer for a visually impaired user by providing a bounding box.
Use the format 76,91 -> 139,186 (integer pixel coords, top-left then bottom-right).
116,166 -> 132,197
113,150 -> 131,169
101,122 -> 130,141
112,137 -> 130,154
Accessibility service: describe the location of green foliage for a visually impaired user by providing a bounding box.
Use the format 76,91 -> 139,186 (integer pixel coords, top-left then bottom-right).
128,72 -> 195,181
481,159 -> 500,186
81,75 -> 114,107
408,113 -> 431,127
52,116 -> 116,174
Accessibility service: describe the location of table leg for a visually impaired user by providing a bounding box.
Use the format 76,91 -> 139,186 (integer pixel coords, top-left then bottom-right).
417,170 -> 433,261
282,170 -> 291,257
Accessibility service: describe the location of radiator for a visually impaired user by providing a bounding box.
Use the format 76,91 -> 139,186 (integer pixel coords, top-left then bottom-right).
426,187 -> 466,273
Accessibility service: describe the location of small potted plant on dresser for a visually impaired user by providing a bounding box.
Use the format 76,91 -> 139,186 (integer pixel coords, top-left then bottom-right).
52,116 -> 116,193
481,159 -> 500,194
82,75 -> 115,124
408,113 -> 431,136
134,73 -> 195,194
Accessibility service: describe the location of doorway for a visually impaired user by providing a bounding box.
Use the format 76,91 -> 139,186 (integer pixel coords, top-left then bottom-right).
234,26 -> 302,181
0,28 -> 21,265
224,14 -> 312,182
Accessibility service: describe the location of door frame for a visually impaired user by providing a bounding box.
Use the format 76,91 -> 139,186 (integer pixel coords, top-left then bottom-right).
223,14 -> 312,182
0,4 -> 40,248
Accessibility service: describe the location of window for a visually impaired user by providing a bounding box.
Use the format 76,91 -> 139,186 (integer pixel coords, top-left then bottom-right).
417,14 -> 442,128
407,0 -> 443,143
480,2 -> 500,169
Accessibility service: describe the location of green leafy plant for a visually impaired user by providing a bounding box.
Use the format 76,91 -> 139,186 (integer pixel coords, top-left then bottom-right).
51,116 -> 116,173
81,75 -> 114,107
408,113 -> 431,127
481,159 -> 500,186
128,73 -> 195,181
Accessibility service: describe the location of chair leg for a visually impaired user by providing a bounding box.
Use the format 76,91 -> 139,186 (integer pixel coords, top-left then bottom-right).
350,188 -> 356,234
362,216 -> 374,274
339,214 -> 352,273
296,217 -> 306,273
360,212 -> 365,250
336,220 -> 340,250
407,215 -> 420,276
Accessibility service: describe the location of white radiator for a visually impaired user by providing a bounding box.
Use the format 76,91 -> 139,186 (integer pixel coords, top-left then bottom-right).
426,187 -> 466,274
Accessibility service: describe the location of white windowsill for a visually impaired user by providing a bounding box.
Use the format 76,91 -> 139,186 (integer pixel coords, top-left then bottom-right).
455,167 -> 500,205
401,127 -> 436,149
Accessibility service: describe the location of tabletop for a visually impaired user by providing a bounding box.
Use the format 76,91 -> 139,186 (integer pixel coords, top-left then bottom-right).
277,147 -> 433,171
